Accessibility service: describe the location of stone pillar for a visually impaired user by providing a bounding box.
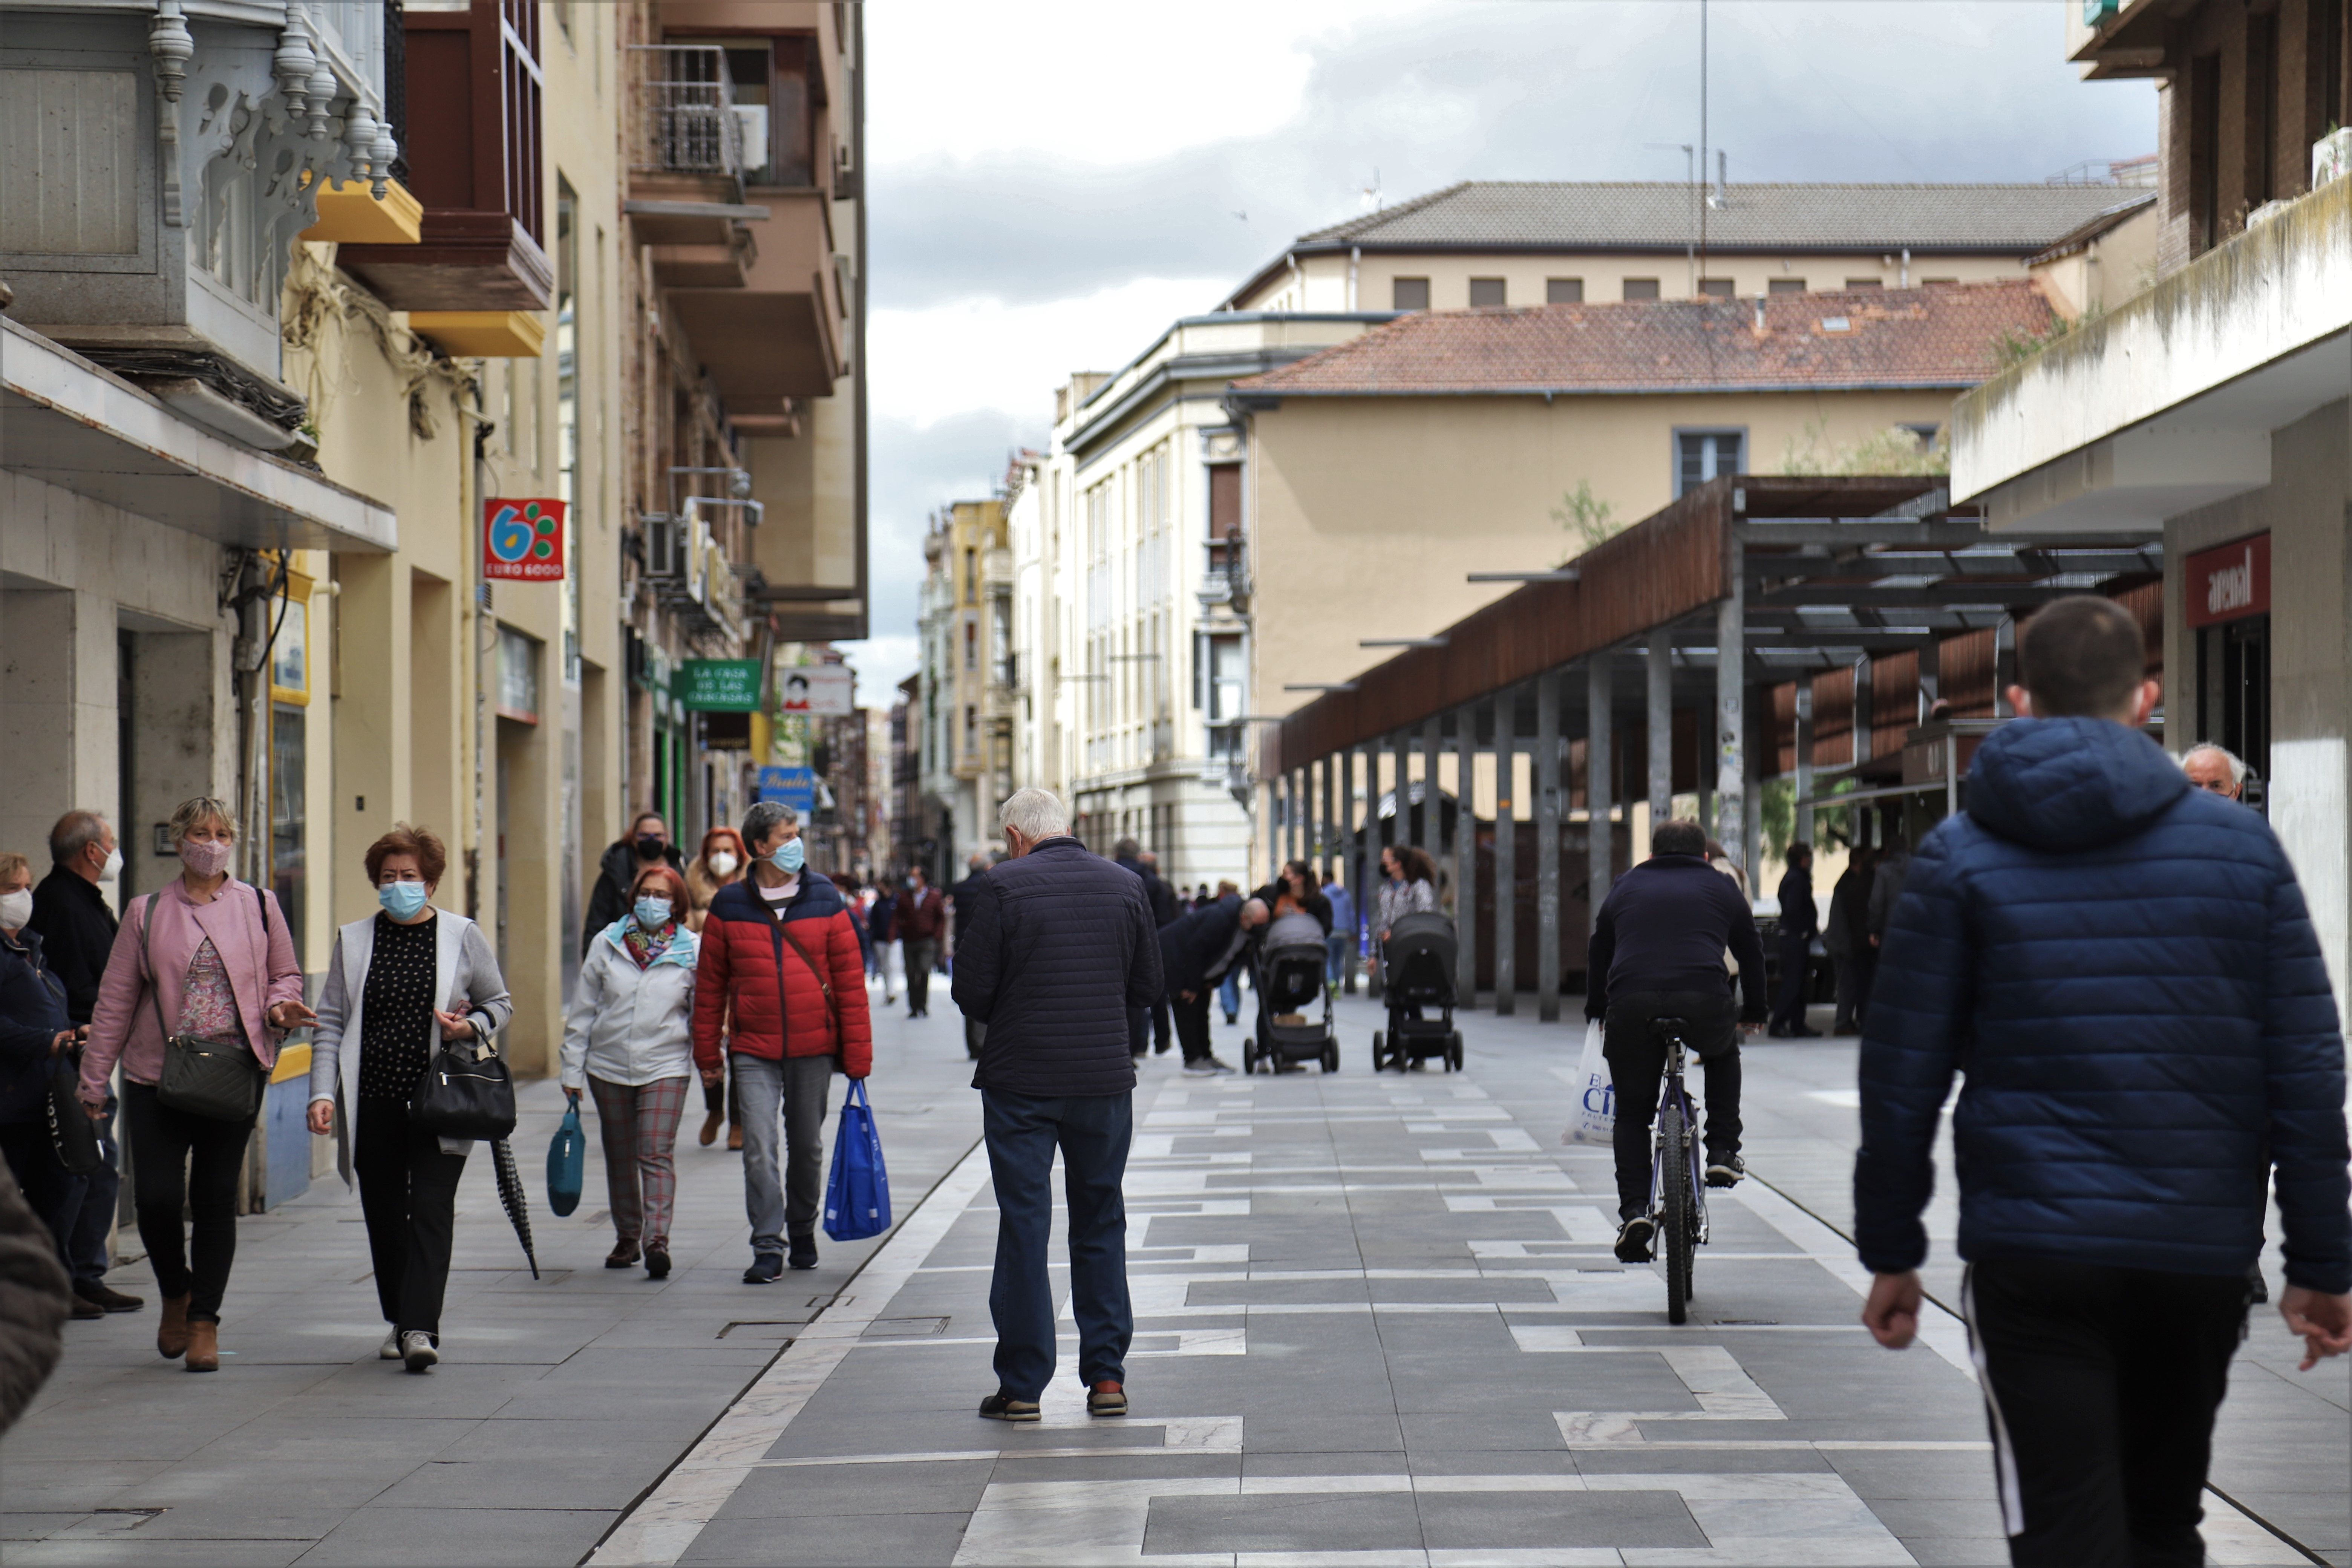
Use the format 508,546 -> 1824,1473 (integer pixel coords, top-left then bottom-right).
1493,685 -> 1518,1015
1455,704 -> 1480,1009
1423,715 -> 1444,865
1292,765 -> 1309,868
1715,553 -> 1746,876
1319,753 -> 1336,883
1853,655 -> 1875,847
1534,669 -> 1561,1023
1588,655 -> 1614,988
1394,728 -> 1415,853
1647,626 -> 1672,838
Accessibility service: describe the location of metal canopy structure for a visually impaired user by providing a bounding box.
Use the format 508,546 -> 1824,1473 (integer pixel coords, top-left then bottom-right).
1268,474 -> 2162,1024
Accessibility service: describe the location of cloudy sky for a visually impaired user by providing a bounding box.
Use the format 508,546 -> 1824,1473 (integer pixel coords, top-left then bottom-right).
836,0 -> 2159,697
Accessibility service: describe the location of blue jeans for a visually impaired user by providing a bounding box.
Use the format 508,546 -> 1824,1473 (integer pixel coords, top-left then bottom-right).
1325,934 -> 1349,986
1218,970 -> 1241,1021
981,1088 -> 1132,1401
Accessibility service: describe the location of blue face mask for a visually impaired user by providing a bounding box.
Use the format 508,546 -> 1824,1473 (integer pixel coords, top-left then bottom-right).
770,838 -> 805,875
634,896 -> 672,930
379,881 -> 429,920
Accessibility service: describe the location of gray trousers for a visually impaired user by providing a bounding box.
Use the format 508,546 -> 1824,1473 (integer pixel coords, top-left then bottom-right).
734,1053 -> 834,1256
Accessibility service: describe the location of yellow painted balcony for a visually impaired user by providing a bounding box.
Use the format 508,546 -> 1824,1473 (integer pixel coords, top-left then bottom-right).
300,177 -> 424,245
407,311 -> 547,359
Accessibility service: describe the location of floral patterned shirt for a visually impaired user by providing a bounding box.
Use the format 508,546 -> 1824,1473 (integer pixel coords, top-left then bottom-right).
176,938 -> 243,1043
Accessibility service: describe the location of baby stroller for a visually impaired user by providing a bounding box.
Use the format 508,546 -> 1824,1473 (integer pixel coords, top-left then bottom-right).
1372,911 -> 1464,1072
1245,937 -> 1340,1074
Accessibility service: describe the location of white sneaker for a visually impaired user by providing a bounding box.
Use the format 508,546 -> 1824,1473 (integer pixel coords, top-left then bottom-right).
379,1328 -> 401,1361
400,1330 -> 438,1373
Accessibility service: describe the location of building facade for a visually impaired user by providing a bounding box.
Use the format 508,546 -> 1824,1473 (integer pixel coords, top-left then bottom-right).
914,498 -> 1011,882
1954,0 -> 2352,1010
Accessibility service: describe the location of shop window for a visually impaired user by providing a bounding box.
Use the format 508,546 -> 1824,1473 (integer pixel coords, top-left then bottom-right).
498,625 -> 541,722
1392,277 -> 1430,311
1545,278 -> 1583,303
270,705 -> 305,968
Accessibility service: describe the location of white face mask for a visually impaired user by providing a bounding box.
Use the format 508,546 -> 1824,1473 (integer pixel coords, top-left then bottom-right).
707,852 -> 738,877
98,847 -> 122,882
0,890 -> 31,931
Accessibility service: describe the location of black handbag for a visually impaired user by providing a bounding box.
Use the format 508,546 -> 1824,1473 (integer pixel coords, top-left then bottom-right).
46,1050 -> 104,1176
412,1031 -> 516,1141
142,889 -> 266,1125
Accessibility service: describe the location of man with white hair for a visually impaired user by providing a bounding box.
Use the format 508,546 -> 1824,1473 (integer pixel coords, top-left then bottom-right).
951,788 -> 1163,1423
2181,743 -> 2248,801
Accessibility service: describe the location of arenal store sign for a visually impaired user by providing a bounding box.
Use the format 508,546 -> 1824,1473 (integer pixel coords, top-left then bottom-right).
2185,533 -> 2269,629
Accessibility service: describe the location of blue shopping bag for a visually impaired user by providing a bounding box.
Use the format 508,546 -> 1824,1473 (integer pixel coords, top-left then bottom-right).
822,1080 -> 891,1242
547,1102 -> 585,1217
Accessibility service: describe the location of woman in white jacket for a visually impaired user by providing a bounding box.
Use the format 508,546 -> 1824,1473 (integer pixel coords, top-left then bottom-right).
562,863 -> 697,1279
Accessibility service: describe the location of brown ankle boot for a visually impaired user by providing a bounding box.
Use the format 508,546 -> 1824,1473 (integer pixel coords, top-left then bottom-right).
184,1319 -> 219,1372
157,1294 -> 191,1360
726,1122 -> 743,1152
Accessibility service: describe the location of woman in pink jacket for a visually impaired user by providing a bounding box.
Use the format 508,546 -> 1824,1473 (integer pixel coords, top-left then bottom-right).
79,798 -> 310,1371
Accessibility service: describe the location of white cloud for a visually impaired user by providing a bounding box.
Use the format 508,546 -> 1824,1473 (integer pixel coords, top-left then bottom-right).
867,0 -> 1437,170
868,274 -> 1231,429
836,634 -> 921,704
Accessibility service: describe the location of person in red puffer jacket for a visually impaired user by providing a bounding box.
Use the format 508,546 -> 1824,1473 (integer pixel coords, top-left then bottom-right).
692,802 -> 872,1282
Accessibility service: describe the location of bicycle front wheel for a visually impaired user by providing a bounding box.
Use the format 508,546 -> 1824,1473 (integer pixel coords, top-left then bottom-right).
1660,1099 -> 1694,1324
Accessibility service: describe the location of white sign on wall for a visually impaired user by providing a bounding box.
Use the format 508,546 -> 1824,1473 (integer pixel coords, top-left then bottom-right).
778,664 -> 855,715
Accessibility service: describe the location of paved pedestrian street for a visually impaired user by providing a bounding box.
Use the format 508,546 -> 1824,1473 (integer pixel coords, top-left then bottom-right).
3,995 -> 2342,1566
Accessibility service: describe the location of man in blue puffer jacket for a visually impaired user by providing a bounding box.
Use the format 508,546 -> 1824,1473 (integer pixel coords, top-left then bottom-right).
1855,596 -> 2351,1567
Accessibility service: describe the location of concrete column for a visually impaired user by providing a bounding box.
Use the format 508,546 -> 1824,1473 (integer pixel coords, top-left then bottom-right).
1292,765 -> 1309,868
1794,680 -> 1815,852
1853,655 -> 1875,847
1715,559 -> 1745,875
1534,669 -> 1561,1023
1647,627 -> 1672,835
1455,703 -> 1480,1008
1423,715 -> 1444,864
1742,685 -> 1763,885
1993,616 -> 2017,719
1319,753 -> 1336,883
1588,655 -> 1614,980
1394,728 -> 1415,852
1493,685 -> 1518,1015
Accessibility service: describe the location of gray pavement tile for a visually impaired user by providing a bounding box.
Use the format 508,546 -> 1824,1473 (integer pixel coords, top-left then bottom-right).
368,1455 -> 675,1511
2201,1491 -> 2348,1555
1573,1447 -> 1837,1475
677,1511 -> 971,1566
428,1416 -> 714,1461
1419,1488 -> 1709,1548
710,1461 -> 995,1520
0,1536 -> 312,1566
986,1453 -> 1243,1483
0,1461 -> 170,1512
1142,1491 -> 1423,1554
1863,1496 -> 2011,1538
0,1514 -> 91,1541
1233,1410 -> 1405,1453
296,1505 -> 614,1565
1242,1451 -> 1416,1477
1899,1538 -> 2017,1567
1827,1449 -> 2001,1501
1398,1411 -> 1575,1451
110,1501 -> 357,1542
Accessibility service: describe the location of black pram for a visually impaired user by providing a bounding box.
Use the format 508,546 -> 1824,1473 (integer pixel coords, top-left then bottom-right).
1245,938 -> 1338,1074
1373,911 -> 1463,1072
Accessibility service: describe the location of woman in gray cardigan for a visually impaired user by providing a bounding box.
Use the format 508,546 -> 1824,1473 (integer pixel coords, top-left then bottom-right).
307,825 -> 511,1373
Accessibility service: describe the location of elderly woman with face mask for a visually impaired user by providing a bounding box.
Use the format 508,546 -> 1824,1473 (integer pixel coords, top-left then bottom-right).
80,798 -> 310,1373
308,824 -> 512,1374
562,863 -> 698,1279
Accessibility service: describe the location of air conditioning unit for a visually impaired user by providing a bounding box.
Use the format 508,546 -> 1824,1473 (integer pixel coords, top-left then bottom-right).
644,516 -> 687,580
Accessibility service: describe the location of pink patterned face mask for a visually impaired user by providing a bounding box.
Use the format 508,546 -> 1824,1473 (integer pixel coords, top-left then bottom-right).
179,838 -> 234,878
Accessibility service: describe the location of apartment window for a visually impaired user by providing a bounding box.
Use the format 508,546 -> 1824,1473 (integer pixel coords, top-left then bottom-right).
1698,278 -> 1735,299
1920,277 -> 1959,286
1767,278 -> 1807,296
2321,0 -> 2345,133
1622,278 -> 1660,301
963,547 -> 977,605
1545,278 -> 1583,304
1468,277 -> 1506,307
683,35 -> 816,186
1844,278 -> 1883,291
1392,277 -> 1430,311
963,619 -> 977,673
1675,430 -> 1744,498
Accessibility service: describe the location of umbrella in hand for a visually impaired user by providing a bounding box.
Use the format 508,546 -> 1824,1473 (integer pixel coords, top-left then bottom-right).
490,1138 -> 539,1280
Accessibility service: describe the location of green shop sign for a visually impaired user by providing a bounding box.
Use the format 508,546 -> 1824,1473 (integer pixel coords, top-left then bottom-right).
675,658 -> 764,712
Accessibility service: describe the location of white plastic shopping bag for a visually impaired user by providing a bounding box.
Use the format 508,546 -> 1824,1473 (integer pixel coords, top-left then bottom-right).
1561,1020 -> 1616,1146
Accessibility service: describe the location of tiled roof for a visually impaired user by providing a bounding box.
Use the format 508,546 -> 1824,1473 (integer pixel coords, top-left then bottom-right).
1291,181 -> 2150,252
1229,281 -> 2057,397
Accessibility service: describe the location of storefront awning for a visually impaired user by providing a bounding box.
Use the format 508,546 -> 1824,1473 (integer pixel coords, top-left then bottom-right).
2,319 -> 396,554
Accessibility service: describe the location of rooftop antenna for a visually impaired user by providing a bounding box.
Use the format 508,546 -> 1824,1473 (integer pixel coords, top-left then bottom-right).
1360,167 -> 1384,213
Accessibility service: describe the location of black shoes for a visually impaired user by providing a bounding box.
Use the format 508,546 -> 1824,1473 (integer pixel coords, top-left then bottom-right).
1614,1215 -> 1657,1263
606,1241 -> 641,1269
76,1283 -> 144,1314
1705,1152 -> 1747,1188
645,1245 -> 671,1280
978,1390 -> 1040,1422
743,1254 -> 784,1285
788,1236 -> 819,1271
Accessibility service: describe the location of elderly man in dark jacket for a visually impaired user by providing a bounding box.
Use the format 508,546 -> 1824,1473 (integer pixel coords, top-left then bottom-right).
952,789 -> 1162,1423
1857,596 -> 2351,1566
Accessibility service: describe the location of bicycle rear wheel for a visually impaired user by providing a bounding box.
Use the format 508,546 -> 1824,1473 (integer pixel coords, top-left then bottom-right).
1660,1099 -> 1693,1325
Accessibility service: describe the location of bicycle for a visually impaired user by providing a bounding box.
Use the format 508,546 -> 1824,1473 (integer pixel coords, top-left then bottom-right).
1646,1015 -> 1710,1324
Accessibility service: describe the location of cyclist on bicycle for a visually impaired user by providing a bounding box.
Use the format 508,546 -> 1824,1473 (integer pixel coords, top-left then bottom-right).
1585,818 -> 1768,1263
